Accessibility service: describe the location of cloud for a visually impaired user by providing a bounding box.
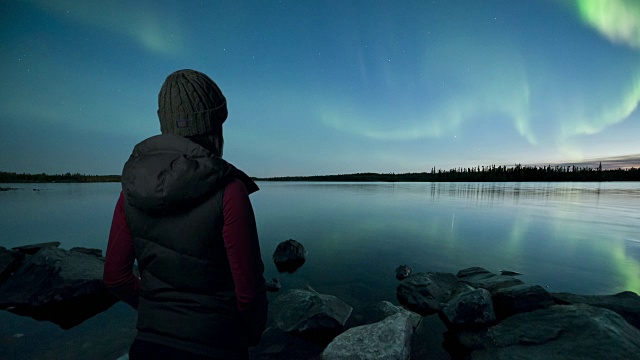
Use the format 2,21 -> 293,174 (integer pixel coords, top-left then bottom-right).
576,0 -> 640,49
25,0 -> 183,56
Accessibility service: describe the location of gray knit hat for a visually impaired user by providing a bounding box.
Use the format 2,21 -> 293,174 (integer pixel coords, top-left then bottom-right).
157,69 -> 228,136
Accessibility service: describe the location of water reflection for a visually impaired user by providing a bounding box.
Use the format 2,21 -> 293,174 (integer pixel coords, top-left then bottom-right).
253,182 -> 640,296
0,181 -> 639,359
1,182 -> 638,297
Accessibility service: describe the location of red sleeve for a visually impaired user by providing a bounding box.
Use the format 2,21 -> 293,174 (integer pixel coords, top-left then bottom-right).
222,178 -> 268,345
103,191 -> 140,309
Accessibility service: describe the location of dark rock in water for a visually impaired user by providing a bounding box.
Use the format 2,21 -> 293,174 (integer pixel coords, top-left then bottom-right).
0,247 -> 106,307
6,290 -> 117,330
248,326 -> 325,360
395,265 -> 412,280
70,247 -> 103,257
552,291 -> 640,330
499,270 -> 522,276
493,284 -> 554,320
396,272 -> 471,315
456,304 -> 640,359
0,247 -> 25,285
439,288 -> 496,329
266,278 -> 281,292
271,288 -> 352,336
0,247 -> 117,328
322,312 -> 414,360
412,313 -> 452,360
272,239 -> 307,273
12,241 -> 61,255
456,266 -> 524,295
456,267 -> 491,278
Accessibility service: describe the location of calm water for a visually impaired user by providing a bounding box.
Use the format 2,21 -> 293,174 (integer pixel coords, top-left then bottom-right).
1,182 -> 639,359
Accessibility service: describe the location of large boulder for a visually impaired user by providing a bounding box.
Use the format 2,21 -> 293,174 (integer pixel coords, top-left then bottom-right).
396,272 -> 470,315
271,288 -> 352,334
322,312 -> 414,360
0,246 -> 25,285
0,247 -> 117,329
456,304 -> 640,360
493,284 -> 554,320
552,291 -> 640,330
272,239 -> 307,273
457,267 -> 524,295
0,246 -> 108,306
440,288 -> 495,329
373,301 -> 421,328
69,247 -> 103,257
11,241 -> 61,255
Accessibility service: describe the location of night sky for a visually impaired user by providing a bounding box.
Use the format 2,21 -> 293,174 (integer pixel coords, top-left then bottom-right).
2,0 -> 639,177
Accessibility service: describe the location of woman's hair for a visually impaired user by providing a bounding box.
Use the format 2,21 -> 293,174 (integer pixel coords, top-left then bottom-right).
187,132 -> 224,157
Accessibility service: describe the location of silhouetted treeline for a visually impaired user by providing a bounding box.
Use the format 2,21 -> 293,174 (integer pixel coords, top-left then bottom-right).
3,163 -> 640,183
0,172 -> 121,183
257,164 -> 640,182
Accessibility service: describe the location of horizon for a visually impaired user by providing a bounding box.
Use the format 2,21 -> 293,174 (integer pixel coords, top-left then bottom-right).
2,153 -> 639,178
2,1 -> 640,177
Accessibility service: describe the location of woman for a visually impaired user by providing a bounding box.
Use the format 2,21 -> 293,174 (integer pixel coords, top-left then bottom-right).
104,69 -> 268,359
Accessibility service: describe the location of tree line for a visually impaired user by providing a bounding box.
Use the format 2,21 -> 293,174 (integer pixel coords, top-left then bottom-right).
2,163 -> 639,183
257,163 -> 640,182
0,172 -> 121,183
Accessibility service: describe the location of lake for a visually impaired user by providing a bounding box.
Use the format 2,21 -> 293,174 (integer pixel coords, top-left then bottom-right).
1,181 -> 639,359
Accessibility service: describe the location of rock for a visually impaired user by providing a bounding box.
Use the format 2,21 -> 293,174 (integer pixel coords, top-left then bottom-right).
373,301 -> 421,328
456,304 -> 640,360
440,288 -> 496,329
11,241 -> 61,255
69,247 -> 103,257
5,290 -> 118,330
0,246 -> 25,285
457,266 -> 524,295
248,326 -> 325,360
456,266 -> 491,278
272,239 -> 307,273
493,284 -> 554,320
266,278 -> 281,292
395,265 -> 412,280
271,288 -> 352,334
552,291 -> 640,330
0,247 -> 106,306
396,272 -> 470,315
411,314 -> 452,360
0,247 -> 117,329
499,270 -> 522,276
322,312 -> 413,360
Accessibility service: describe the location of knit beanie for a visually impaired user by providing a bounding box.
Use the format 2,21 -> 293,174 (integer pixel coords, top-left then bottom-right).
157,69 -> 228,136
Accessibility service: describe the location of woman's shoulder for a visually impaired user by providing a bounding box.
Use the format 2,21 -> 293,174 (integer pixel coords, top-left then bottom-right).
225,177 -> 248,195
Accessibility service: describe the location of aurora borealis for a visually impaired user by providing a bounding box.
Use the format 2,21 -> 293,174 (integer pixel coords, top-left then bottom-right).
1,0 -> 639,176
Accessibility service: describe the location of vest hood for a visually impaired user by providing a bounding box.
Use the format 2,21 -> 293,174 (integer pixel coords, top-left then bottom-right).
122,134 -> 251,214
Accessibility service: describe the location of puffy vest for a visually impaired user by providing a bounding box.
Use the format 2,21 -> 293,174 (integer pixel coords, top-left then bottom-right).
121,134 -> 255,356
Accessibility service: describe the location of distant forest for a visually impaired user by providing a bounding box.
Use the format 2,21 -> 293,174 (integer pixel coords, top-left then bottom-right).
257,164 -> 640,182
0,172 -> 120,183
1,164 -> 639,183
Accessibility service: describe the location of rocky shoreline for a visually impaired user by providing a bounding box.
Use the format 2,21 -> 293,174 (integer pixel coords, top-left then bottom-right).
1,241 -> 639,359
0,242 -> 118,329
